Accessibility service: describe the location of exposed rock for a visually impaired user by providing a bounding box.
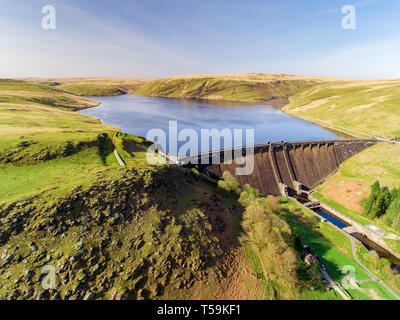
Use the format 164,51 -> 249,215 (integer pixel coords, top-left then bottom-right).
30,242 -> 38,252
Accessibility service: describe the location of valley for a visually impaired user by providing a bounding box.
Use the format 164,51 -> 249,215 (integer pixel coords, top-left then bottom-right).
1,74 -> 399,300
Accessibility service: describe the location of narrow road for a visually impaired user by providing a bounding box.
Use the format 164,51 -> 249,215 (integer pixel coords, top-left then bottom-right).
112,132 -> 125,166
113,149 -> 125,166
322,270 -> 351,300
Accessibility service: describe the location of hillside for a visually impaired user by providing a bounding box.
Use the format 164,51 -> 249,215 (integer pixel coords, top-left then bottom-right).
2,76 -> 398,300
284,79 -> 400,140
134,73 -> 338,105
28,77 -> 154,97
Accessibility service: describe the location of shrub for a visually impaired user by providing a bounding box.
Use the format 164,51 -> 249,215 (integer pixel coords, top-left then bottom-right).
217,171 -> 240,194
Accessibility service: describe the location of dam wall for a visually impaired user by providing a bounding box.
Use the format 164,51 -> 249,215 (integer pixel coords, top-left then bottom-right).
180,139 -> 377,196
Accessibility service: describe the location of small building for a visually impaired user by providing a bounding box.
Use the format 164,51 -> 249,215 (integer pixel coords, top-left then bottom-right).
304,253 -> 319,267
302,245 -> 323,268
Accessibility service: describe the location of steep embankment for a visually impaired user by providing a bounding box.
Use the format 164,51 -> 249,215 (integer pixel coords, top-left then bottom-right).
0,79 -> 117,167
134,73 -> 333,105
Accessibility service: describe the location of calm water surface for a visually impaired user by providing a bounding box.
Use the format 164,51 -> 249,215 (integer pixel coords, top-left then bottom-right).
79,94 -> 339,155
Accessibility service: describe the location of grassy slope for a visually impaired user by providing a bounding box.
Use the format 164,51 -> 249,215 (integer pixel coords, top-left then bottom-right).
0,79 -> 99,110
134,73 -> 326,104
284,79 -> 400,140
30,77 -> 153,96
0,80 -> 119,164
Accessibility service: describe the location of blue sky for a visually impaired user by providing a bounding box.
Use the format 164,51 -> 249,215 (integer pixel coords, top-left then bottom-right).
1,0 -> 399,78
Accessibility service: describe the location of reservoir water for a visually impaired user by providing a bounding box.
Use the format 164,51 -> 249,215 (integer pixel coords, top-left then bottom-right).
79,94 -> 339,155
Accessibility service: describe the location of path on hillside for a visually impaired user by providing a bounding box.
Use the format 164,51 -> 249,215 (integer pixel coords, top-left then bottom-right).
112,132 -> 125,166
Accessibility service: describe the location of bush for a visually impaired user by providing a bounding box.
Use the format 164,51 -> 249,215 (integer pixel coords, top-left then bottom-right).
265,195 -> 281,215
217,171 -> 240,194
238,185 -> 258,207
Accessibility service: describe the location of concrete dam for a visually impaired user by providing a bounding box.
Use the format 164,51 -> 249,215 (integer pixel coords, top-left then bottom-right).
179,139 -> 377,196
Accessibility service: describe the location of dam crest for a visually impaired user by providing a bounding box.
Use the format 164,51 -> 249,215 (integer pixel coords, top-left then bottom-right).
178,139 -> 377,196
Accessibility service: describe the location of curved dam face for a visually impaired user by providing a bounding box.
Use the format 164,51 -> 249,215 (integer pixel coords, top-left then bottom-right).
180,139 -> 377,196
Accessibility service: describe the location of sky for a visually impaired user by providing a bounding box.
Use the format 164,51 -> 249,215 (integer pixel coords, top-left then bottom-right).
0,0 -> 400,79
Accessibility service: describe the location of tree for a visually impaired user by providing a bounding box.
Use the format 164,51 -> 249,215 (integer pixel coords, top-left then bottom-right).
362,181 -> 381,216
373,188 -> 389,217
370,187 -> 391,218
385,197 -> 400,228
